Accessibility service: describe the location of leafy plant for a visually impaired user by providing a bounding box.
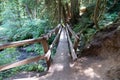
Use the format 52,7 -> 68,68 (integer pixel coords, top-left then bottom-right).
0,48 -> 19,65
25,44 -> 44,55
0,61 -> 45,80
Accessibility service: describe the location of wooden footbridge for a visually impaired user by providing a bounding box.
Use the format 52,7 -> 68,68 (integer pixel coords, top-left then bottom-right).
0,24 -> 80,79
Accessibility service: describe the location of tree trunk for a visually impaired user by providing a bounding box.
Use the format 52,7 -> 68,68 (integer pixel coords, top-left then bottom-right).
65,3 -> 71,22
33,0 -> 38,19
93,0 -> 100,30
58,0 -> 62,23
62,5 -> 67,23
70,0 -> 79,25
25,4 -> 32,20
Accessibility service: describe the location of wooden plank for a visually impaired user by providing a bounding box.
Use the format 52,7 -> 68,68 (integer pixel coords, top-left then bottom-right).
73,38 -> 79,52
0,24 -> 61,50
66,24 -> 79,40
0,24 -> 62,71
45,26 -> 62,66
51,26 -> 62,48
66,27 -> 77,61
41,38 -> 49,53
45,26 -> 62,60
0,37 -> 44,50
0,55 -> 45,72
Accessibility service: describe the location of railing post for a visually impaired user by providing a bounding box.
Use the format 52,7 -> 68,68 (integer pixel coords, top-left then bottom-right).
41,38 -> 50,70
74,39 -> 79,52
41,38 -> 49,53
55,27 -> 59,35
74,34 -> 80,52
67,28 -> 72,38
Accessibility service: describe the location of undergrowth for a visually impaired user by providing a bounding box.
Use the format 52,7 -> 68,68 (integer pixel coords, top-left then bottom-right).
0,35 -> 57,79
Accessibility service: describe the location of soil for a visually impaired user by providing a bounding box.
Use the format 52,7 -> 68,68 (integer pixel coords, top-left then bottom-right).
82,23 -> 120,80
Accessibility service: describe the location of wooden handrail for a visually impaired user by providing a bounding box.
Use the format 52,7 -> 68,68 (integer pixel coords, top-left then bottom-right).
45,26 -> 62,59
65,27 -> 77,61
0,24 -> 61,72
0,37 -> 44,50
0,55 -> 45,71
42,24 -> 61,40
66,24 -> 79,40
66,24 -> 80,52
0,24 -> 61,50
45,26 -> 62,69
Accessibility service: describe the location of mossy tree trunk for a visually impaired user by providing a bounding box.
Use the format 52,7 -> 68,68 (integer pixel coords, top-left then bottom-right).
70,0 -> 79,25
58,0 -> 62,23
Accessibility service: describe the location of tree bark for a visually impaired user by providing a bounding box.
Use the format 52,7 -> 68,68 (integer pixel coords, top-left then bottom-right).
58,0 -> 62,23
70,0 -> 79,25
65,3 -> 71,22
25,4 -> 32,20
93,0 -> 100,30
62,5 -> 67,23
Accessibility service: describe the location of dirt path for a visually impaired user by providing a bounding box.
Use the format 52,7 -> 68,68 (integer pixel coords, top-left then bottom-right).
7,28 -> 108,80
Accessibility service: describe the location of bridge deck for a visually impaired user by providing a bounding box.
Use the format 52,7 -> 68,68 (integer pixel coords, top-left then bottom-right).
39,28 -> 73,80
7,28 -> 103,80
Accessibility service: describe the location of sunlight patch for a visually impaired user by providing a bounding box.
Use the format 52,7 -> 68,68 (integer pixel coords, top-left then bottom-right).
0,27 -> 5,31
54,64 -> 64,71
84,68 -> 100,78
13,77 -> 39,80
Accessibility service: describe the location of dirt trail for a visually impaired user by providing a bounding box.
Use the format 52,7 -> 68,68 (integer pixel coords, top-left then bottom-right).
7,28 -> 108,80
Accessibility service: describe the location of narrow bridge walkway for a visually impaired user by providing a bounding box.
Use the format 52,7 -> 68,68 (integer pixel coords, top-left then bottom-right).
39,28 -> 73,80
8,28 -> 103,80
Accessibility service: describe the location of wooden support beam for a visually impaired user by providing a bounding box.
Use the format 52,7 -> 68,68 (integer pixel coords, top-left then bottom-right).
41,38 -> 49,53
66,24 -> 79,40
73,38 -> 79,52
0,55 -> 45,72
41,38 -> 50,70
66,24 -> 80,52
66,27 -> 77,61
0,24 -> 61,50
0,37 -> 43,50
45,26 -> 62,70
0,24 -> 62,71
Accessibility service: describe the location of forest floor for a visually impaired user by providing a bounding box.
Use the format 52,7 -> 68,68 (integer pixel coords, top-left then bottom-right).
5,28 -> 115,80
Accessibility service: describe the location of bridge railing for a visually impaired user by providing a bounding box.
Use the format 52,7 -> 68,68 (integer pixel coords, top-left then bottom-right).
66,24 -> 80,52
65,24 -> 80,61
0,24 -> 62,71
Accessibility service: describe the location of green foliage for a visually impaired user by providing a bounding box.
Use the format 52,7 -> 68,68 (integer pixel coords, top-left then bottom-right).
0,46 -> 46,79
1,19 -> 48,41
83,28 -> 96,42
25,44 -> 44,55
0,0 -> 51,41
0,61 -> 45,79
48,34 -> 56,45
99,13 -> 118,27
0,67 -> 20,79
0,48 -> 20,79
104,13 -> 118,21
0,48 -> 19,65
27,63 -> 45,72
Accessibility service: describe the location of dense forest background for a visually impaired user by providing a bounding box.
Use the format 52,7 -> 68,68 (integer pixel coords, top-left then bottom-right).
0,0 -> 120,79
0,0 -> 120,42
